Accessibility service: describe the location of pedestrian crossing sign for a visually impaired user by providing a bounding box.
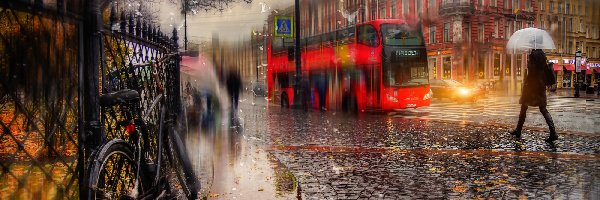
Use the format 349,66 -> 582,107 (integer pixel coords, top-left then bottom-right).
274,16 -> 293,38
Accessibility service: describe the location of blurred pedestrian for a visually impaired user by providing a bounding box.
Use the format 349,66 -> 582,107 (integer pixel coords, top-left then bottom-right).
597,80 -> 600,96
226,68 -> 242,111
510,49 -> 558,143
315,72 -> 328,111
300,76 -> 311,111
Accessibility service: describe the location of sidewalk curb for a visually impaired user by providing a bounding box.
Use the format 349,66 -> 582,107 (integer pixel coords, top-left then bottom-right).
266,152 -> 302,200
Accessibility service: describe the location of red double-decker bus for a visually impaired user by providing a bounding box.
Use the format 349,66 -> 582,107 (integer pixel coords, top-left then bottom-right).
267,19 -> 431,112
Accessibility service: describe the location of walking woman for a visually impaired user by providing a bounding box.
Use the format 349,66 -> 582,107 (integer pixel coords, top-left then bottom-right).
510,49 -> 558,143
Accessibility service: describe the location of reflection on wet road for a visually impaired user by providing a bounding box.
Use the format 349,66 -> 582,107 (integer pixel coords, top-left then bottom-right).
183,93 -> 599,199
241,96 -> 598,199
391,94 -> 600,134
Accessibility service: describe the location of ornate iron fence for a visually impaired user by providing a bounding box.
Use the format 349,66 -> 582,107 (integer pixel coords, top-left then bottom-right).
0,0 -> 181,199
0,1 -> 83,199
96,2 -> 180,175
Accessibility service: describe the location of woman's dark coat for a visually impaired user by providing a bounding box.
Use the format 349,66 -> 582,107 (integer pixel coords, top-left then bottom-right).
519,49 -> 548,107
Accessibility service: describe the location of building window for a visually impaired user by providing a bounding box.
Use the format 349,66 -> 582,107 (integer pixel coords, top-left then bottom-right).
580,19 -> 584,32
505,24 -> 509,39
512,0 -> 517,9
494,53 -> 500,76
569,18 -> 573,32
566,4 -> 570,14
478,24 -> 484,42
540,1 -> 543,11
465,22 -> 471,42
549,2 -> 554,12
380,6 -> 386,18
478,0 -> 483,6
491,0 -> 497,7
391,3 -> 396,18
429,0 -> 435,10
558,3 -> 562,13
429,58 -> 437,79
403,0 -> 409,16
504,0 -> 509,9
444,23 -> 451,42
494,20 -> 499,38
417,0 -> 422,14
525,0 -> 531,11
443,56 -> 452,79
568,41 -> 573,53
576,42 -> 580,51
430,25 -> 436,44
371,8 -> 376,20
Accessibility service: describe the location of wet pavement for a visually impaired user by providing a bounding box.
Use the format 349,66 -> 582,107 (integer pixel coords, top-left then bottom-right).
231,93 -> 600,199
391,92 -> 600,134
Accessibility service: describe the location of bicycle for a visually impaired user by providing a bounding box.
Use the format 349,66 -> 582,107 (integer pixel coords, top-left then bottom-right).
87,89 -> 200,199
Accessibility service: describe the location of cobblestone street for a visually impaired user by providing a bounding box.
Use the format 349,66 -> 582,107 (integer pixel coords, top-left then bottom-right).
234,95 -> 600,199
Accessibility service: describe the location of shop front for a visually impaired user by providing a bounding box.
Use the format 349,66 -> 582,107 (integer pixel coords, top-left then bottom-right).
562,64 -> 575,88
593,67 -> 600,87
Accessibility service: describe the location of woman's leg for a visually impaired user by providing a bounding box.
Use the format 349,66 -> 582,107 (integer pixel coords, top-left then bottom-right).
511,104 -> 528,137
539,106 -> 558,142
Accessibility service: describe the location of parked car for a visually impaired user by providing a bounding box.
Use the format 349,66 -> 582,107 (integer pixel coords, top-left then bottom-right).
430,79 -> 483,101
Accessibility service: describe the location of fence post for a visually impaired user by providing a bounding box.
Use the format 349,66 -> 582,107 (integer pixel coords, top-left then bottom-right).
80,0 -> 103,198
172,28 -> 181,114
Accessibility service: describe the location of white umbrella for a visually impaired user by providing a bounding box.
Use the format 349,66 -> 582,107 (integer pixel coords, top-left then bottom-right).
507,28 -> 556,54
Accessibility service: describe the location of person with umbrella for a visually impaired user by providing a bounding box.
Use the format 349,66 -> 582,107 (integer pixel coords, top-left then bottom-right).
507,28 -> 558,143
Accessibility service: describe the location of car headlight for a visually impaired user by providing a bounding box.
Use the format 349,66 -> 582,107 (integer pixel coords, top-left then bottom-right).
423,89 -> 433,100
458,87 -> 471,96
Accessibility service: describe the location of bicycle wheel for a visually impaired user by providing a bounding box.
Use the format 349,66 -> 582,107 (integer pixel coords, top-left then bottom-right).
88,140 -> 149,199
166,126 -> 200,199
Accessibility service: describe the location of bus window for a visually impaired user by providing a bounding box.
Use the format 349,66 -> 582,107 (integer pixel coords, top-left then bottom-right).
357,25 -> 379,47
380,23 -> 424,46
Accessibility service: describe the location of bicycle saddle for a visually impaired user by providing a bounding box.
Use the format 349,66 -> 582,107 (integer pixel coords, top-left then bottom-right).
99,89 -> 140,107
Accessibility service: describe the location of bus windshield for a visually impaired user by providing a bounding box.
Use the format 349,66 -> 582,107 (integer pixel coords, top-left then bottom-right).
380,24 -> 424,46
383,62 -> 429,87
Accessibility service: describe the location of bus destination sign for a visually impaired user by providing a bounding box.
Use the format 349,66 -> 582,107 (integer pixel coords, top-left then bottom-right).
394,50 -> 419,57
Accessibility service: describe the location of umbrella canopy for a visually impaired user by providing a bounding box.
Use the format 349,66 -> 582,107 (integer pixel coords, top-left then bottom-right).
507,28 -> 556,53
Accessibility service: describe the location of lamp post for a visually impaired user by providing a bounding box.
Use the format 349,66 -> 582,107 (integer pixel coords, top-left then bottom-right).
574,50 -> 581,97
184,0 -> 188,51
294,0 -> 302,107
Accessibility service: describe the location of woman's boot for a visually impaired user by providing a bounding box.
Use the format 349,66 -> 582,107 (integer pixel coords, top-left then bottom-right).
511,107 -> 527,138
541,107 -> 558,143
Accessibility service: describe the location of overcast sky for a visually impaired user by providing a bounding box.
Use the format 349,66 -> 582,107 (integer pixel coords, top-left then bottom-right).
155,0 -> 294,43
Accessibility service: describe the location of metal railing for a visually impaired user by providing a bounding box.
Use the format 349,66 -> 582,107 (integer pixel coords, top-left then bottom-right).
0,0 -> 181,199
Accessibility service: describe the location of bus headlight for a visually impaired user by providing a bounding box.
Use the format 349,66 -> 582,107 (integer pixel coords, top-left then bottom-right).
387,94 -> 399,102
423,89 -> 433,100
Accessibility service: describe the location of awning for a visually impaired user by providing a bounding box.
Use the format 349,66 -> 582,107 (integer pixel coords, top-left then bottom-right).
594,68 -> 600,73
587,69 -> 593,75
552,64 -> 562,71
563,64 -> 575,71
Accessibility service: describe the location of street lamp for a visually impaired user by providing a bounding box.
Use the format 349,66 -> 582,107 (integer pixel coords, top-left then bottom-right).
293,0 -> 302,108
574,50 -> 582,97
